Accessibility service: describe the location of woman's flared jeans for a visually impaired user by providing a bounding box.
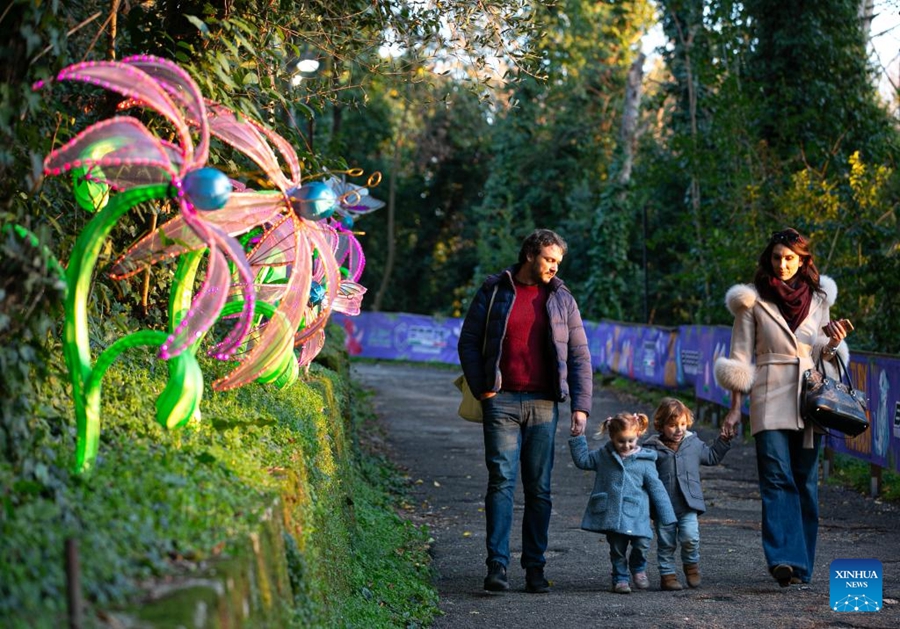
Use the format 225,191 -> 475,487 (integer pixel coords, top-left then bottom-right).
754,429 -> 821,582
482,391 -> 558,569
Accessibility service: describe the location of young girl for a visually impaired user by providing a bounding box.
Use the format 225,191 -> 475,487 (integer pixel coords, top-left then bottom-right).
643,398 -> 732,590
569,412 -> 676,594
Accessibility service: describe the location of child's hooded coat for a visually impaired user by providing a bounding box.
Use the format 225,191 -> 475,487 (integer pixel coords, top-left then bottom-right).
643,431 -> 731,516
569,435 -> 676,538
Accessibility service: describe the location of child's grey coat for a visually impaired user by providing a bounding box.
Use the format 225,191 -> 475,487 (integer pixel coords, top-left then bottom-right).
642,431 -> 731,516
569,436 -> 677,538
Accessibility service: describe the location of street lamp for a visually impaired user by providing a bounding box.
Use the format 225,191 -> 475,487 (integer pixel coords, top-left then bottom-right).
295,55 -> 320,74
284,52 -> 321,151
288,53 -> 320,86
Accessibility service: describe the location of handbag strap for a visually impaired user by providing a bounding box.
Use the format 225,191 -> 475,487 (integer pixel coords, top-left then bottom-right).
461,284 -> 498,395
481,282 -> 500,356
463,285 -> 498,402
482,284 -> 499,353
815,351 -> 854,389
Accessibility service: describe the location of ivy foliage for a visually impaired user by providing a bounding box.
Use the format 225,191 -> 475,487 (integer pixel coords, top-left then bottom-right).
469,0 -> 655,316
5,1 -> 900,350
630,0 -> 900,349
0,224 -> 66,466
0,0 -> 554,398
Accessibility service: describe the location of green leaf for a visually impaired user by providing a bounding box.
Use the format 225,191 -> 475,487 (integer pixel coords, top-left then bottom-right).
184,15 -> 210,36
213,66 -> 238,90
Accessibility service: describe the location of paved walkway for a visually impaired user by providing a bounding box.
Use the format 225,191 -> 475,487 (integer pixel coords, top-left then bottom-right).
352,361 -> 899,628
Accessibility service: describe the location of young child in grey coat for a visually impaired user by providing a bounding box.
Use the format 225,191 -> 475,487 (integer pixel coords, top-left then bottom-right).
569,412 -> 676,594
643,397 -> 732,590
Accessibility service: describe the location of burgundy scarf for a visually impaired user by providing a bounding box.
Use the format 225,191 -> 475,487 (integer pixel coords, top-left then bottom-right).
764,277 -> 812,332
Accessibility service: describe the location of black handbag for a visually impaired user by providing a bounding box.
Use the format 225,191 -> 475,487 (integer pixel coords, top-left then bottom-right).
801,353 -> 869,437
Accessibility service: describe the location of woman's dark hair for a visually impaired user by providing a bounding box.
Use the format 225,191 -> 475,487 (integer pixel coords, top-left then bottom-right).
754,228 -> 824,295
518,229 -> 568,264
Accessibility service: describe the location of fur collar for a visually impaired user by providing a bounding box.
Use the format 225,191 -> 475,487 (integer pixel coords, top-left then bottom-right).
724,275 -> 836,315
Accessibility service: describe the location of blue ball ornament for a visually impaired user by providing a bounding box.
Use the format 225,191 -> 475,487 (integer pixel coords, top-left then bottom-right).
340,214 -> 355,229
308,280 -> 326,306
290,182 -> 337,221
183,167 -> 232,211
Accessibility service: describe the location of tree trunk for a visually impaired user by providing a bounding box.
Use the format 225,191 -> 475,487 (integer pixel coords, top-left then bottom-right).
670,11 -> 711,306
372,106 -> 409,312
859,0 -> 875,39
108,0 -> 120,59
619,53 -> 646,321
617,52 -> 645,187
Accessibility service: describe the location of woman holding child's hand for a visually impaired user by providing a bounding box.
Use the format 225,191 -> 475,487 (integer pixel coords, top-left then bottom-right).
714,228 -> 853,587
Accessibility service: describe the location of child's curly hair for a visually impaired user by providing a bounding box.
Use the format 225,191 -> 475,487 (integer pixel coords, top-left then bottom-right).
653,397 -> 694,432
597,411 -> 650,438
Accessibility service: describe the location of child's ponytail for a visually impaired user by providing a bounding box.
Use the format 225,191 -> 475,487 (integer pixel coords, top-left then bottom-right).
634,412 -> 650,435
598,411 -> 650,438
596,416 -> 614,437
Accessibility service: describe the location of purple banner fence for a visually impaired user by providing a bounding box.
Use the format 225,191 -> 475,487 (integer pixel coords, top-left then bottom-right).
586,321 -> 680,389
333,312 -> 900,473
334,311 -> 462,364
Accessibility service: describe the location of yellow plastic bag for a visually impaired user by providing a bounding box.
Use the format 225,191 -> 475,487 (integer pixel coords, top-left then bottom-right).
453,374 -> 482,422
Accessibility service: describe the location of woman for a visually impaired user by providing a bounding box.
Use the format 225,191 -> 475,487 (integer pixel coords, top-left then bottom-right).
715,228 -> 852,587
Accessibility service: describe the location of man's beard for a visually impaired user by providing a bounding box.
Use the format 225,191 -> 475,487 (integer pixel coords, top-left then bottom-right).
529,260 -> 550,284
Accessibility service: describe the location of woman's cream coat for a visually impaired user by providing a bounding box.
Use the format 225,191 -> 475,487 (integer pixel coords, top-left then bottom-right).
714,276 -> 848,441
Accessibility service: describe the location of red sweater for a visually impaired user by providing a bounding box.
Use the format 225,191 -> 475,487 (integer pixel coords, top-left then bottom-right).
500,282 -> 552,393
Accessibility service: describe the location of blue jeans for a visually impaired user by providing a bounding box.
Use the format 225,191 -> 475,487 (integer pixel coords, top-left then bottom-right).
755,429 -> 821,583
655,511 -> 700,575
606,533 -> 651,583
482,391 -> 558,569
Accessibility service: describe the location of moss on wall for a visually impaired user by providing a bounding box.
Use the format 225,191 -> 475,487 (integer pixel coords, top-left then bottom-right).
0,328 -> 438,628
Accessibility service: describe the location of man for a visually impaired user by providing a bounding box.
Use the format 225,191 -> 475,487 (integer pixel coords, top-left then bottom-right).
458,228 -> 593,593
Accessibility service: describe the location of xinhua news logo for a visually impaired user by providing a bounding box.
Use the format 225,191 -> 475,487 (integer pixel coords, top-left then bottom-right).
829,559 -> 882,612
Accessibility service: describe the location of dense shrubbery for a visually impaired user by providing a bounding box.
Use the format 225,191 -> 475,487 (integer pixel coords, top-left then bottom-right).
0,327 -> 438,628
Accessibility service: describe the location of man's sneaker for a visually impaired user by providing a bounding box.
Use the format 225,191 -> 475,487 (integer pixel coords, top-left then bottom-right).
612,581 -> 632,594
484,561 -> 509,592
525,567 -> 550,593
632,571 -> 650,590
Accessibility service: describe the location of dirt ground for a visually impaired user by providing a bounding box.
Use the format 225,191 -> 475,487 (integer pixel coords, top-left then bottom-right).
351,361 -> 900,629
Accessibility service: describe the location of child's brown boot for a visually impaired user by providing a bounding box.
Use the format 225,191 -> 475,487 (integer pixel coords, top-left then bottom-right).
684,563 -> 701,588
660,574 -> 683,591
